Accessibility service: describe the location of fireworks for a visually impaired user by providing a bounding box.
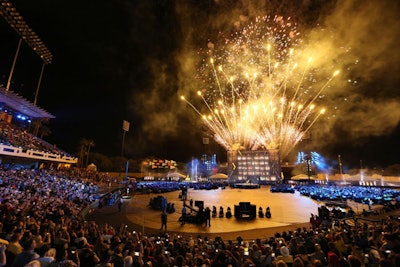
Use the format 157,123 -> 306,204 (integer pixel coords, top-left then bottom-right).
181,15 -> 339,159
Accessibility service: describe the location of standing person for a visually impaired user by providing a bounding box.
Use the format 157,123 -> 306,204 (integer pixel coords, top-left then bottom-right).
7,231 -> 23,263
205,207 -> 211,227
161,211 -> 167,232
190,199 -> 193,208
181,203 -> 187,225
181,187 -> 187,201
98,198 -> 104,209
368,199 -> 373,210
0,241 -> 7,267
12,238 -> 40,267
118,198 -> 123,212
327,242 -> 340,267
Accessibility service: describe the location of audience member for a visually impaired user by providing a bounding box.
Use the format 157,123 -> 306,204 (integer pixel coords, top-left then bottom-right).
0,165 -> 398,267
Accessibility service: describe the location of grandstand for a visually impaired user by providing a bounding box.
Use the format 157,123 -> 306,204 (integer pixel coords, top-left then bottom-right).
0,86 -> 77,168
0,1 -> 77,168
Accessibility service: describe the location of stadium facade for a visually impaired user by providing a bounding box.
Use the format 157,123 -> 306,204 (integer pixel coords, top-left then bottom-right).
227,149 -> 282,183
0,86 -> 78,168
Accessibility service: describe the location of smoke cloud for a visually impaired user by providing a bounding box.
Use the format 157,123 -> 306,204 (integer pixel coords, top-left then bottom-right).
125,0 -> 400,164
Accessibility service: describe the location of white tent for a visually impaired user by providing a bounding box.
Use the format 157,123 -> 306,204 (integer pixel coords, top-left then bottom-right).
209,173 -> 228,179
291,174 -> 316,180
167,172 -> 186,179
87,163 -> 97,172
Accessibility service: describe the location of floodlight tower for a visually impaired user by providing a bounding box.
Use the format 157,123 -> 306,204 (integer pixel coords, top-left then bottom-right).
0,0 -> 53,105
338,154 -> 344,183
300,131 -> 313,183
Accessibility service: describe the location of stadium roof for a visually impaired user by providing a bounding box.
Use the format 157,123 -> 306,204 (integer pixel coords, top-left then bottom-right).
0,86 -> 55,119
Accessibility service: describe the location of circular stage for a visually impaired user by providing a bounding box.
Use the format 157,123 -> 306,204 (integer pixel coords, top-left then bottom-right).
124,186 -> 320,234
88,185 -> 372,239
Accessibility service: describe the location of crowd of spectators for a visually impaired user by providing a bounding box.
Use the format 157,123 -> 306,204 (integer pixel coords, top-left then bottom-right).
135,182 -> 225,194
0,168 -> 400,266
0,121 -> 72,158
296,185 -> 400,206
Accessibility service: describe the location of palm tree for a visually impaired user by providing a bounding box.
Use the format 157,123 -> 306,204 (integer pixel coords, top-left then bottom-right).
38,124 -> 52,139
85,139 -> 95,167
30,118 -> 50,137
79,138 -> 89,168
78,138 -> 95,168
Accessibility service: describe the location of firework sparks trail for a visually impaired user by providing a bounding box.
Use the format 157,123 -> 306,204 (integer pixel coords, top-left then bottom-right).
182,15 -> 339,159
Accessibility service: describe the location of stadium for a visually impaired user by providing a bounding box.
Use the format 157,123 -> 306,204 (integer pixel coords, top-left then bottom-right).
1,1 -> 400,267
1,50 -> 400,267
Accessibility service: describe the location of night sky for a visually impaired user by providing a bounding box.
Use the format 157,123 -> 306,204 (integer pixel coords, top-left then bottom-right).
0,0 -> 399,170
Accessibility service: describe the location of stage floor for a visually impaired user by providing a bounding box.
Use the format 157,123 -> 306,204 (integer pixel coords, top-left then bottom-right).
126,186 -> 317,232
88,186 -> 372,239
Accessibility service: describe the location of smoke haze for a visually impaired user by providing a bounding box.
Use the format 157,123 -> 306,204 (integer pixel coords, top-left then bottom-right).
124,0 -> 400,166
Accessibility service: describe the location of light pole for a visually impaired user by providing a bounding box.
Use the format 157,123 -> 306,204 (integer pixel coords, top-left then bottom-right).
306,152 -> 312,183
338,154 -> 344,183
301,131 -> 312,184
121,120 -> 130,178
5,38 -> 22,91
34,63 -> 45,106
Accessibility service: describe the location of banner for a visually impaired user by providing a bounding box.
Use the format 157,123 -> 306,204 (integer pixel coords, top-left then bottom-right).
146,159 -> 177,169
